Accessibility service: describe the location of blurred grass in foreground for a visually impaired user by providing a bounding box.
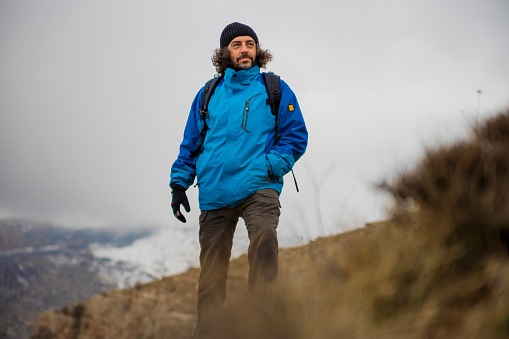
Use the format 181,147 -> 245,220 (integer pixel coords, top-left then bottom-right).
210,109 -> 509,339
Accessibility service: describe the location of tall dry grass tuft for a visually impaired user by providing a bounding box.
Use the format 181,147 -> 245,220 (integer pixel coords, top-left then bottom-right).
382,108 -> 509,256
205,109 -> 509,339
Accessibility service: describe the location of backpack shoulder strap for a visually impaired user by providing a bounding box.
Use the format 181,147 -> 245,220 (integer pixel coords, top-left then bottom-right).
200,75 -> 223,119
262,72 -> 281,118
190,75 -> 223,159
263,72 -> 300,193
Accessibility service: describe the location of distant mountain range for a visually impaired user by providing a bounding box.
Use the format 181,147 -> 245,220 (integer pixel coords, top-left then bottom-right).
0,216 -> 303,339
0,219 -> 154,339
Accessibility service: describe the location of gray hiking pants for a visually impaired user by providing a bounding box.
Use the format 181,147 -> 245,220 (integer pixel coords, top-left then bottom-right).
195,188 -> 280,336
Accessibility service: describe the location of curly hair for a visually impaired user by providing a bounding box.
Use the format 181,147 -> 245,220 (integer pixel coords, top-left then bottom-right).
211,46 -> 273,76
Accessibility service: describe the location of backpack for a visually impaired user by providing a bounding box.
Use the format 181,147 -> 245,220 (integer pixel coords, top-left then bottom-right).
189,72 -> 299,191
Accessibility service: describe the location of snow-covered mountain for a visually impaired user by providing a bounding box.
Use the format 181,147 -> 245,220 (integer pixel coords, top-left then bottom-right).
0,217 -> 310,338
0,219 -> 154,338
90,220 -> 310,288
91,223 -> 201,288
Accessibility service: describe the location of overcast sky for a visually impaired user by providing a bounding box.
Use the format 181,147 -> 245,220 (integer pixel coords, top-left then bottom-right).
1,0 -> 508,238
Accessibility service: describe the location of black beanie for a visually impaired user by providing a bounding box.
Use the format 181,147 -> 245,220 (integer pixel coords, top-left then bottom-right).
220,22 -> 259,48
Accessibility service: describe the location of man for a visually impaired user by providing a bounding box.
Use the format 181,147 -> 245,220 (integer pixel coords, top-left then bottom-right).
169,22 -> 308,336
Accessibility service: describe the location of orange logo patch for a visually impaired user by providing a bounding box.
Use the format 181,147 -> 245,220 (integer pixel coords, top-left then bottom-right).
288,104 -> 294,112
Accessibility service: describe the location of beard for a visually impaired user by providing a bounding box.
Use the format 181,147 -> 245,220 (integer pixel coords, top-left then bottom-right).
233,53 -> 254,71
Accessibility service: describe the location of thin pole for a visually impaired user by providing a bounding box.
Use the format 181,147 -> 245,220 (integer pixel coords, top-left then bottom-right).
476,90 -> 482,128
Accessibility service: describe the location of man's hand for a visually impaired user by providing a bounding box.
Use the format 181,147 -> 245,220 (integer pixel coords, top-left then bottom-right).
171,184 -> 191,223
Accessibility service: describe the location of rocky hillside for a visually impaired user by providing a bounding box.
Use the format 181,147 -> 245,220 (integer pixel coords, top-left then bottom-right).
32,109 -> 509,339
30,228 -> 374,339
0,220 -> 152,339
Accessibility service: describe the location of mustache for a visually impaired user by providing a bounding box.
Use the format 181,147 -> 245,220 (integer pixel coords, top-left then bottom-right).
236,53 -> 253,61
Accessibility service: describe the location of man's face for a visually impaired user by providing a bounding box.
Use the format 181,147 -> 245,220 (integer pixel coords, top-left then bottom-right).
227,36 -> 257,71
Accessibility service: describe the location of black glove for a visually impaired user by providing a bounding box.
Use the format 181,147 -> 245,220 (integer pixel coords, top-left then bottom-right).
171,184 -> 191,223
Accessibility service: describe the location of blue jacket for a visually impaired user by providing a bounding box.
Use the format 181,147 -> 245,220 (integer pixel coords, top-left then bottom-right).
170,66 -> 308,210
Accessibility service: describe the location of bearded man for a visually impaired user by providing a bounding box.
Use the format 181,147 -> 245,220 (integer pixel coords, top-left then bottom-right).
169,22 -> 308,337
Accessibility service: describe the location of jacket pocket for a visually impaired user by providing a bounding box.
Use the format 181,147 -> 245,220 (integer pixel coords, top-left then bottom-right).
242,94 -> 261,133
199,210 -> 208,223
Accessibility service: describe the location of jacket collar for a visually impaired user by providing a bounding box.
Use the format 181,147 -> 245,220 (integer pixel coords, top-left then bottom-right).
224,66 -> 260,90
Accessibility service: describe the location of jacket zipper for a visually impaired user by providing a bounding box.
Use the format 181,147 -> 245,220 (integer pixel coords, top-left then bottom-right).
242,94 -> 260,133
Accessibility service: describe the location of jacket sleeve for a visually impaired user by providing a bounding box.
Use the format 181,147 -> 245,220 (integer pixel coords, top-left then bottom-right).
266,80 -> 308,177
169,88 -> 205,190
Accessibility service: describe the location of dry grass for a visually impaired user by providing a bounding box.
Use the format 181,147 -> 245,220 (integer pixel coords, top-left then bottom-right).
207,109 -> 509,339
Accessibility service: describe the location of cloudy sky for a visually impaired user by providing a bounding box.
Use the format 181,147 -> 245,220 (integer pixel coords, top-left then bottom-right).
1,0 -> 508,239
